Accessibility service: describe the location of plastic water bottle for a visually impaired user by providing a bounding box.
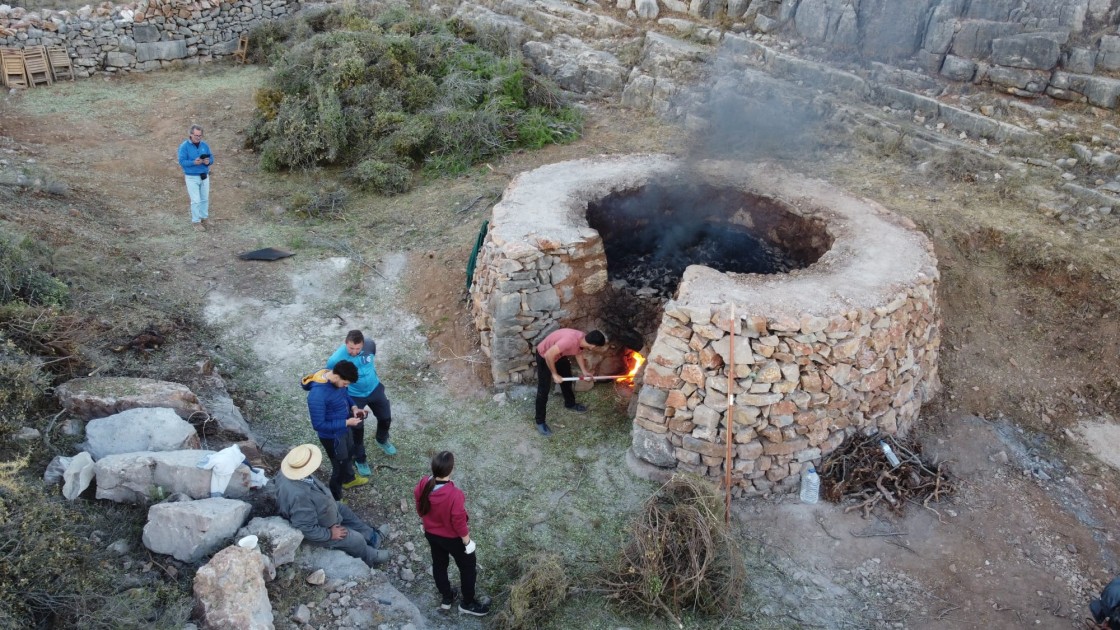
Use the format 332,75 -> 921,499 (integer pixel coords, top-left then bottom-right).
799,466 -> 820,504
880,440 -> 901,468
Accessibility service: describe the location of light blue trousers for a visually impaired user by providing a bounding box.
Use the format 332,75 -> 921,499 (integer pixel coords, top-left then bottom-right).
185,175 -> 210,223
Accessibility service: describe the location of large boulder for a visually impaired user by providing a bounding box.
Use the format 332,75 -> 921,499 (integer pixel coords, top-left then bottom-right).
143,498 -> 251,563
95,450 -> 251,504
61,451 -> 95,500
193,545 -> 273,630
83,407 -> 199,460
57,376 -> 205,421
237,517 -> 304,567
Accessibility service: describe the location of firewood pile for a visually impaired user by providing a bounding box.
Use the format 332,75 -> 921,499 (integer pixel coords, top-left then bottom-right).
819,434 -> 953,517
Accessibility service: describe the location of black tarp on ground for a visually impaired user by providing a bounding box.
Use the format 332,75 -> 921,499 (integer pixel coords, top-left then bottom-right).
238,247 -> 294,261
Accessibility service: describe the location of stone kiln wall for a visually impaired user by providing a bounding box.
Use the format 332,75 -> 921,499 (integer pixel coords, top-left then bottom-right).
0,0 -> 299,76
630,272 -> 941,497
472,155 -> 942,495
470,229 -> 607,386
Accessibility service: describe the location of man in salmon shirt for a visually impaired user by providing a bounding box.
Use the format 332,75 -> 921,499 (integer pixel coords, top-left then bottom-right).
533,328 -> 606,436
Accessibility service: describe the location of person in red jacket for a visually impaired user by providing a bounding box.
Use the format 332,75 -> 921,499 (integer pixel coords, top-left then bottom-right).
414,451 -> 490,616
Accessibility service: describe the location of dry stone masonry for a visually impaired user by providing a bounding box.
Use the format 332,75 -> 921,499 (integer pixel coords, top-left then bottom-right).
0,0 -> 299,76
471,154 -> 940,494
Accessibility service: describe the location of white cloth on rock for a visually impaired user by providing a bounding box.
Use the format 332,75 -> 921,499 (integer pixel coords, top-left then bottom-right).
197,445 -> 249,497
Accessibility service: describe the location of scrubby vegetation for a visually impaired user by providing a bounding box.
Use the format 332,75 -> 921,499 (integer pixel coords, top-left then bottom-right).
0,455 -> 191,628
0,228 -> 192,627
246,5 -> 582,194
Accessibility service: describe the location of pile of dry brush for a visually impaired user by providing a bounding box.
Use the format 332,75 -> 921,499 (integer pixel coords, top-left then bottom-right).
494,553 -> 570,630
601,474 -> 745,625
819,433 -> 954,518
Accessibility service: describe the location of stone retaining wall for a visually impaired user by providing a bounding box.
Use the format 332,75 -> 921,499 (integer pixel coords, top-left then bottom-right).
0,0 -> 299,77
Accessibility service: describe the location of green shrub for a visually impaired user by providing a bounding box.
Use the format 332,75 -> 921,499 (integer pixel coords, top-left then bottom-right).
0,234 -> 68,308
350,159 -> 413,194
245,6 -> 582,194
0,341 -> 47,441
518,107 -> 582,149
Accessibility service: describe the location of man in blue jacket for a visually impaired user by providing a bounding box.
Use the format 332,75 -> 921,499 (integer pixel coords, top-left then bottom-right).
177,124 -> 213,231
326,329 -> 396,478
304,360 -> 367,500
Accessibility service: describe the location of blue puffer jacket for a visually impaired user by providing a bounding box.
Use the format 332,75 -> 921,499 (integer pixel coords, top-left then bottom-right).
306,381 -> 353,441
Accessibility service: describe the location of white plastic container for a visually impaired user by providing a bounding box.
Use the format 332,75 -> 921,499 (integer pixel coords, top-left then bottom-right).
880,441 -> 901,468
799,466 -> 820,504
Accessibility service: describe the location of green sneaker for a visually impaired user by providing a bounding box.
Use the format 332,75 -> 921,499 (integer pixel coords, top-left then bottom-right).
376,441 -> 397,456
355,461 -> 372,477
342,474 -> 369,489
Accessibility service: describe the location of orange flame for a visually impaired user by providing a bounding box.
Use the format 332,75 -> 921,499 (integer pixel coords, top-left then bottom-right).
618,350 -> 645,383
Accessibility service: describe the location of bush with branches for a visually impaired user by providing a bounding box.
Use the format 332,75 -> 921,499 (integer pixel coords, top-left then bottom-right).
245,5 -> 581,194
601,474 -> 746,625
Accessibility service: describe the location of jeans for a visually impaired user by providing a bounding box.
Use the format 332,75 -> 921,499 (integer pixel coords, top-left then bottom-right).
535,352 -> 575,424
351,383 -> 392,461
425,532 -> 478,606
314,503 -> 382,567
319,435 -> 355,500
185,174 -> 210,223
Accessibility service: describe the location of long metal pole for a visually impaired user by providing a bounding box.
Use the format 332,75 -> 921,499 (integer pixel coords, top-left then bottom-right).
725,304 -> 736,525
559,374 -> 631,382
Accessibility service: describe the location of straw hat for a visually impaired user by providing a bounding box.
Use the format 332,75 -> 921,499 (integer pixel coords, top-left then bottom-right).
281,444 -> 322,480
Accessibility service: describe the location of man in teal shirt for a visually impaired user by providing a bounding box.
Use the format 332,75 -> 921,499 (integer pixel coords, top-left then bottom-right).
326,329 -> 396,476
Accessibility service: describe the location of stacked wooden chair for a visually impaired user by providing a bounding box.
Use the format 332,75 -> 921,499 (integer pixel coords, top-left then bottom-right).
0,47 -> 29,88
21,46 -> 52,87
47,46 -> 75,81
234,33 -> 250,64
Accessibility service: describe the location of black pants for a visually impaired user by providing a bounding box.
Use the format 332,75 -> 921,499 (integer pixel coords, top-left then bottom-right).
425,532 -> 478,606
535,351 -> 575,424
351,383 -> 393,461
319,435 -> 354,501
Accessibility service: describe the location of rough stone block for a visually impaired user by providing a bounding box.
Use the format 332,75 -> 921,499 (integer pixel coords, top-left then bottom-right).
631,426 -> 677,467
681,435 -> 726,458
1063,47 -> 1096,74
193,546 -> 273,630
56,376 -> 204,421
95,449 -> 251,504
940,54 -> 977,82
1098,35 -> 1120,72
133,23 -> 160,43
83,407 -> 199,460
136,39 -> 187,62
143,498 -> 251,562
762,436 -> 810,456
991,32 -> 1062,70
238,516 -> 304,567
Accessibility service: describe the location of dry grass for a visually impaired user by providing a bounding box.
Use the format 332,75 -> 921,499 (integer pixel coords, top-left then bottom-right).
493,553 -> 571,630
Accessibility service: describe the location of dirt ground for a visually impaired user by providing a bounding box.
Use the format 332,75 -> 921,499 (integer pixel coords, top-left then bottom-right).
3,60 -> 1120,629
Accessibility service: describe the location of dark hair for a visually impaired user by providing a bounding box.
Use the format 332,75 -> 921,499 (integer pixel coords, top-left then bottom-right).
417,451 -> 455,516
585,330 -> 606,346
333,360 -> 358,383
345,329 -> 364,344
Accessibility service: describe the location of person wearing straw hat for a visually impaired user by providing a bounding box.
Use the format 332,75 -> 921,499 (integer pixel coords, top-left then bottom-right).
276,444 -> 390,567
